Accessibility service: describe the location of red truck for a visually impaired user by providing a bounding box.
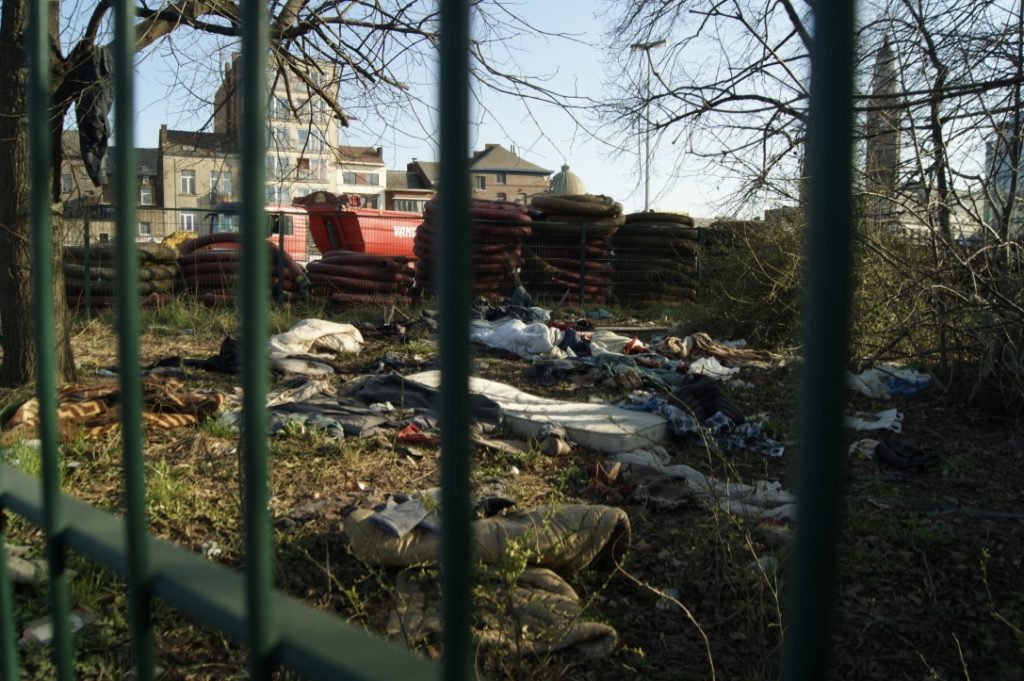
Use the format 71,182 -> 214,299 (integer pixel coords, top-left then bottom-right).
292,191 -> 421,258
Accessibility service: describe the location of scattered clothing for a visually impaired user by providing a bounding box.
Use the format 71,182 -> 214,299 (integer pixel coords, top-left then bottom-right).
69,46 -> 113,186
687,356 -> 739,380
356,374 -> 503,427
610,448 -> 795,518
183,335 -> 241,374
622,392 -> 783,459
847,365 -> 930,399
845,408 -> 903,433
654,332 -> 782,368
589,330 -> 648,357
470,319 -> 565,359
268,319 -> 364,374
874,436 -> 937,471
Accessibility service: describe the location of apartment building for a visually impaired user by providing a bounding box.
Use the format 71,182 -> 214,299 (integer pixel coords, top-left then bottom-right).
214,54 -> 339,204
383,146 -> 552,212
60,131 -> 167,243
157,126 -> 239,235
335,146 -> 387,208
469,144 -> 551,203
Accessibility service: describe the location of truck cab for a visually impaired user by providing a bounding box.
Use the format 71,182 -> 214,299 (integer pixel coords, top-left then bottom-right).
204,203 -> 311,265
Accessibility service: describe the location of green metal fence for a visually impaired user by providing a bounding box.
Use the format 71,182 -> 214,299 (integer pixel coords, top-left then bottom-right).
2,0 -> 854,678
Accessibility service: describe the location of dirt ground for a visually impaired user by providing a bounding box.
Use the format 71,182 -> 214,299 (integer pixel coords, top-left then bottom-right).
1,301 -> 1022,680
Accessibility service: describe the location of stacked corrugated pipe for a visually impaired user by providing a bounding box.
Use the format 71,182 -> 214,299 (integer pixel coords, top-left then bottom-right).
524,194 -> 624,302
308,251 -> 416,307
612,211 -> 700,302
414,199 -> 531,299
177,233 -> 308,305
64,243 -> 178,310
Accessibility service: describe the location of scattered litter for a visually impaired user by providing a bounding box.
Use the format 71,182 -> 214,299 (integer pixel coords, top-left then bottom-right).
848,365 -> 930,399
6,555 -> 47,584
588,308 -> 612,319
200,541 -> 222,559
688,356 -> 739,380
397,424 -> 440,446
655,332 -> 781,367
20,610 -> 93,648
510,465 -> 521,476
848,438 -> 880,459
540,434 -> 572,457
369,402 -> 395,414
470,319 -> 565,359
609,449 -> 794,518
268,319 -> 364,374
845,408 -> 903,433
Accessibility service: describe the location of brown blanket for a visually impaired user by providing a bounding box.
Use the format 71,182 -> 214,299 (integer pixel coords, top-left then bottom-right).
6,376 -> 224,441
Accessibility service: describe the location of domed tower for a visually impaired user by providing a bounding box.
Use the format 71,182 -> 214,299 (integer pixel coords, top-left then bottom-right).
548,164 -> 585,195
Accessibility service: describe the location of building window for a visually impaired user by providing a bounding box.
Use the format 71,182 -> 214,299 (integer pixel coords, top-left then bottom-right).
139,185 -> 153,205
179,212 -> 195,231
296,129 -> 324,152
266,185 -> 290,204
496,192 -> 507,201
343,171 -> 381,186
61,173 -> 73,193
180,170 -> 196,195
474,176 -> 486,190
138,222 -> 152,236
495,172 -> 507,185
270,96 -> 291,120
394,199 -> 426,213
266,156 -> 291,180
211,171 -> 233,199
269,126 -> 290,148
362,195 -> 378,209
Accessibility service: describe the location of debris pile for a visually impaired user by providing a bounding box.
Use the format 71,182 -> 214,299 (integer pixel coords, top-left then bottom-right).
524,194 -> 624,302
612,211 -> 700,302
177,233 -> 308,305
414,199 -> 531,300
307,250 -> 415,307
63,243 -> 178,310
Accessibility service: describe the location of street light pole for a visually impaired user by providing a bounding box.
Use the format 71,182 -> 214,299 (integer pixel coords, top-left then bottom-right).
630,39 -> 667,211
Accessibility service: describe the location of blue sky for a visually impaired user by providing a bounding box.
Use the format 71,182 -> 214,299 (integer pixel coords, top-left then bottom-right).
129,0 -> 733,216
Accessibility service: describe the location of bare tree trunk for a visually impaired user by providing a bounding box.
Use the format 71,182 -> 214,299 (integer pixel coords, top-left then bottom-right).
0,0 -> 76,387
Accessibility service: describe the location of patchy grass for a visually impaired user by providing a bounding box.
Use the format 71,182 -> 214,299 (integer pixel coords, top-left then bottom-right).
0,303 -> 1021,679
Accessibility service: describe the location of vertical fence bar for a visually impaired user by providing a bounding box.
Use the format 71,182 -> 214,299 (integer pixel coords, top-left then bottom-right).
782,0 -> 856,679
0,512 -> 19,678
28,0 -> 75,676
240,0 -> 275,678
437,0 -> 473,678
113,0 -> 155,676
